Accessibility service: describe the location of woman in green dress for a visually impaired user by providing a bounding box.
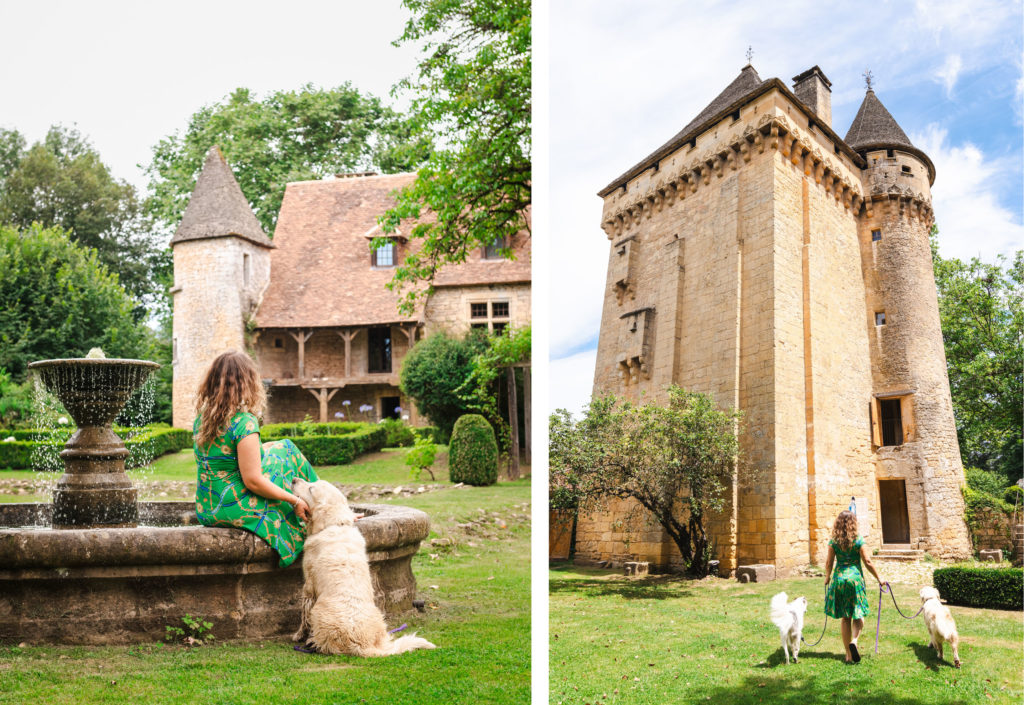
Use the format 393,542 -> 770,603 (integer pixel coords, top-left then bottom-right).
823,510 -> 884,663
192,351 -> 318,567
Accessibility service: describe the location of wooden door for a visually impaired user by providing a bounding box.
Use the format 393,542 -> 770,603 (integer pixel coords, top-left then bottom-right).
878,479 -> 910,544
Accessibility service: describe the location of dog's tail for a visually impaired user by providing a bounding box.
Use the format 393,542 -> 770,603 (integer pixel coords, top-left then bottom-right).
770,592 -> 792,630
362,633 -> 437,657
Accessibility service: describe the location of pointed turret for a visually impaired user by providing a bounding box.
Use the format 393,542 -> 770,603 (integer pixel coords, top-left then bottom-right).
171,146 -> 274,249
844,90 -> 934,183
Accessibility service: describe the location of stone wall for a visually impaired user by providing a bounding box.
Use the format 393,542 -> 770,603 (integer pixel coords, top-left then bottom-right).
171,237 -> 271,428
970,507 -> 1015,553
423,283 -> 531,336
263,384 -> 418,426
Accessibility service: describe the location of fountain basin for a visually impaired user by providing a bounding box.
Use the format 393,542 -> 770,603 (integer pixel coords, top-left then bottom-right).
0,501 -> 429,645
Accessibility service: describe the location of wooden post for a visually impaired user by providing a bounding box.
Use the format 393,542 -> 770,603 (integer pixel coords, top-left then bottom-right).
306,387 -> 339,423
506,366 -> 519,480
522,365 -> 531,466
289,330 -> 314,380
337,329 -> 360,378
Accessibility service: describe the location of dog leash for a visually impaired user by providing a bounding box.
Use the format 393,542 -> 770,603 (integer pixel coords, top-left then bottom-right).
874,581 -> 925,654
801,584 -> 830,647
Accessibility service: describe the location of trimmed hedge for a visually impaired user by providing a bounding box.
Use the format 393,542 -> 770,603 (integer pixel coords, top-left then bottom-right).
448,414 -> 498,486
262,425 -> 386,466
0,427 -> 192,470
932,565 -> 1023,610
381,418 -> 415,447
412,425 -> 443,444
261,421 -> 368,438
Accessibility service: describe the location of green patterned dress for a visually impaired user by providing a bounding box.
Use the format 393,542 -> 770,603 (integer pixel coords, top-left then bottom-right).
824,536 -> 871,619
193,411 -> 318,567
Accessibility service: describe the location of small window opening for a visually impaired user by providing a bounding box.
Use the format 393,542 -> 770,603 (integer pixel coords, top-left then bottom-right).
491,301 -> 509,318
871,229 -> 882,242
470,303 -> 488,319
471,323 -> 488,330
372,241 -> 395,267
686,138 -> 696,150
172,337 -> 178,363
880,399 -> 903,446
875,311 -> 886,326
492,322 -> 507,335
886,148 -> 894,158
367,327 -> 392,373
730,109 -> 740,122
483,237 -> 508,260
274,337 -> 283,349
834,144 -> 841,155
243,253 -> 251,287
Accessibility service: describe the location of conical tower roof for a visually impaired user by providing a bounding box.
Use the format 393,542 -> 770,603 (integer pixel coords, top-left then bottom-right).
171,146 -> 274,248
844,90 -> 935,182
600,65 -> 764,196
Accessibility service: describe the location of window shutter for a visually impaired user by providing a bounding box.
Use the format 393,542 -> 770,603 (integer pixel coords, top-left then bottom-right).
870,398 -> 882,447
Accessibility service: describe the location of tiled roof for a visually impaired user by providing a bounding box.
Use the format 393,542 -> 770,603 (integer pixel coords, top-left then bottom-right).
254,174 -> 531,329
845,89 -> 935,182
171,146 -> 273,249
599,65 -> 764,196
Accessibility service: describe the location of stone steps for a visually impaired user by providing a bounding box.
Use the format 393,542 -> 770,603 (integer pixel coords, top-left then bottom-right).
875,545 -> 924,561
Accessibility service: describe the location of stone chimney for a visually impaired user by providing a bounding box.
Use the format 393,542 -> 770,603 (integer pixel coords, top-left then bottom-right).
792,66 -> 832,129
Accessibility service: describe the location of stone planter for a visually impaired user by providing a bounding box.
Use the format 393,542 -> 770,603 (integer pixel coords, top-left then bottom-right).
0,501 -> 428,645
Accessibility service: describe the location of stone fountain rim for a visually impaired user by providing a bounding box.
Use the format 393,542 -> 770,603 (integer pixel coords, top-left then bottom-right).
28,358 -> 161,370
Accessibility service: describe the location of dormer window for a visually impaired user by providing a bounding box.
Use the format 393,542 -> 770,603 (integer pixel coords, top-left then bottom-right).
372,241 -> 395,267
483,237 -> 509,260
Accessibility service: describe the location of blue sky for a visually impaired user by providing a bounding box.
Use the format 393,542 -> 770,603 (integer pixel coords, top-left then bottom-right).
548,0 -> 1024,418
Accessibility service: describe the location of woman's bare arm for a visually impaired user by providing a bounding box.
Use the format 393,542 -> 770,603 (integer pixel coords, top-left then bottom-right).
859,544 -> 883,584
237,434 -> 310,521
823,544 -> 835,587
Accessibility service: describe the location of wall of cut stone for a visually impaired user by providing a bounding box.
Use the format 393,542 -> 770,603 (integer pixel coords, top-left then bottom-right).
172,237 -> 271,428
422,283 -> 531,336
970,507 -> 1014,553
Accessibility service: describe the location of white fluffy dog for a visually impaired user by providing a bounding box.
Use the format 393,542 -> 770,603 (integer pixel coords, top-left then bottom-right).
291,478 -> 436,656
919,586 -> 961,668
769,592 -> 807,664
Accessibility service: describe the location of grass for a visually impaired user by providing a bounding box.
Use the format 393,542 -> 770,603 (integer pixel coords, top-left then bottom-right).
0,450 -> 531,705
550,564 -> 1023,705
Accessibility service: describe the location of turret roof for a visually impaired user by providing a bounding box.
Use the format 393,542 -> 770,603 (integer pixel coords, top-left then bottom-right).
171,146 -> 274,249
844,89 -> 935,182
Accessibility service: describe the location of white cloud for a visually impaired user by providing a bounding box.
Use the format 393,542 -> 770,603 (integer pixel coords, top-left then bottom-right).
934,54 -> 962,97
549,349 -> 597,420
912,125 -> 1023,262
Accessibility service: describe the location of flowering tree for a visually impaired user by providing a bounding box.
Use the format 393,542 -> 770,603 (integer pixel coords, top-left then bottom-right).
549,386 -> 742,576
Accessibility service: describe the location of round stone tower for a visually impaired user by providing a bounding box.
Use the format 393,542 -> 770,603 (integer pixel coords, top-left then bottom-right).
846,89 -> 971,559
170,146 -> 274,428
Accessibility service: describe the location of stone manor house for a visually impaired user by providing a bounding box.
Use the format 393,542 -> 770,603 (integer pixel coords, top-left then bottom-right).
170,147 -> 530,428
581,64 -> 971,576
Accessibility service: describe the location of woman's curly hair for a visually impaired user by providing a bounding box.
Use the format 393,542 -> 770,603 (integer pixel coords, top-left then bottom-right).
831,510 -> 859,552
194,351 -> 266,448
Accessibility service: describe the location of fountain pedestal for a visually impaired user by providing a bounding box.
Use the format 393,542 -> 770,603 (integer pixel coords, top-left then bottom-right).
28,358 -> 158,529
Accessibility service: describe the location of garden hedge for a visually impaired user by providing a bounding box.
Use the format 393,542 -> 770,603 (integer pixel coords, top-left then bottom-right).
0,427 -> 192,470
448,414 -> 498,486
412,426 -> 443,444
932,565 -> 1023,610
262,425 -> 386,466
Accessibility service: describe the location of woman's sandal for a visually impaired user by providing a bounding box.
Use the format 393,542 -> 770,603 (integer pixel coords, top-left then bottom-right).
849,642 -> 861,663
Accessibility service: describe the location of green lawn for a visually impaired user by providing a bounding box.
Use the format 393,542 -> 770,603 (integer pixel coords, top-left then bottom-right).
0,451 -> 531,705
550,565 -> 1022,705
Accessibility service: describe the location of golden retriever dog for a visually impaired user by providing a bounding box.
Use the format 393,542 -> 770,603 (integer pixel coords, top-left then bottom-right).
919,586 -> 960,668
291,478 -> 436,656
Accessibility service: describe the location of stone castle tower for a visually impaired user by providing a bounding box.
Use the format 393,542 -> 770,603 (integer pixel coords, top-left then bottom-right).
170,146 -> 274,428
581,65 -> 971,575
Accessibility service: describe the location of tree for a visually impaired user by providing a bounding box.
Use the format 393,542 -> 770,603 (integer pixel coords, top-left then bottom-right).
931,227 -> 1023,483
549,387 -> 742,576
378,0 -> 531,313
399,331 -> 487,439
145,84 -> 431,236
0,126 -> 160,301
459,324 -> 530,452
0,223 -> 151,380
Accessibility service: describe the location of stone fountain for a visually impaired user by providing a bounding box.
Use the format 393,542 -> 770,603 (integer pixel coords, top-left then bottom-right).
0,356 -> 429,645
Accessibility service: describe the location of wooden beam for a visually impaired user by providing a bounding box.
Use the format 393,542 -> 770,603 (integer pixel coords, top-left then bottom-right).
336,329 -> 360,378
506,366 -> 520,481
306,387 -> 340,423
289,330 -> 314,380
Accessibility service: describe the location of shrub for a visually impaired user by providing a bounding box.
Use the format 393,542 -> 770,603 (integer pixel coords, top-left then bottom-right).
405,436 -> 438,481
412,425 -> 443,444
966,467 -> 1009,497
261,421 -> 366,437
262,425 -> 386,466
448,414 -> 498,486
1004,484 -> 1023,506
381,418 -> 415,447
0,425 -> 191,470
399,332 -> 487,438
932,565 -> 1023,610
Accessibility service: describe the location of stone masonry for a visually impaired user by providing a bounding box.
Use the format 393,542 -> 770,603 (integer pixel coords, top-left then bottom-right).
580,65 -> 972,576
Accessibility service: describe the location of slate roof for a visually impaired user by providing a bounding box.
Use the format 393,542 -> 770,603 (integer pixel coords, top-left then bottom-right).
171,146 -> 274,248
254,174 -> 531,329
844,89 -> 935,182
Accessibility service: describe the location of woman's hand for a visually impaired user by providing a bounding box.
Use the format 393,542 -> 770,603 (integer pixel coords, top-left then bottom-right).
824,576 -> 830,588
292,498 -> 310,522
